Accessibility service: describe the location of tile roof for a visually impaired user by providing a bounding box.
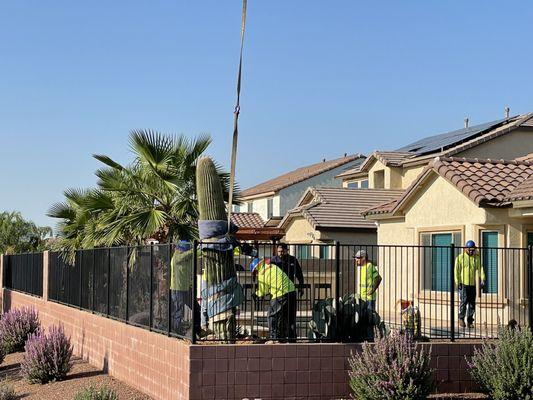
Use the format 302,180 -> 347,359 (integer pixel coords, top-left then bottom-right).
363,157 -> 533,217
507,176 -> 533,202
230,212 -> 265,229
432,157 -> 533,206
281,187 -> 404,230
336,151 -> 414,178
241,154 -> 364,198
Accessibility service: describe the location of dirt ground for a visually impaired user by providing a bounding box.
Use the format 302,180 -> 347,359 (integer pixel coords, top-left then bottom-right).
0,352 -> 152,400
428,394 -> 488,399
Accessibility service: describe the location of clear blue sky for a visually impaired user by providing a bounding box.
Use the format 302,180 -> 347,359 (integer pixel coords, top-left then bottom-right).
2,1 -> 533,230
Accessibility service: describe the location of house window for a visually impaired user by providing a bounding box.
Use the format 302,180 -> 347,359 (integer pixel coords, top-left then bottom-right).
347,180 -> 369,189
319,245 -> 330,260
481,231 -> 498,294
233,204 -> 240,213
297,245 -> 309,260
374,170 -> 385,188
247,202 -> 253,213
421,231 -> 462,291
267,198 -> 274,219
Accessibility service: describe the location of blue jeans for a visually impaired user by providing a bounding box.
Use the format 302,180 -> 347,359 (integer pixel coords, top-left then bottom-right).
365,299 -> 376,340
458,285 -> 476,323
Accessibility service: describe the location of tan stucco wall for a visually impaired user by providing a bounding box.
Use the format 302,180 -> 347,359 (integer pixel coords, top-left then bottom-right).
367,160 -> 387,188
283,216 -> 377,246
283,217 -> 317,244
401,165 -> 426,188
457,128 -> 533,160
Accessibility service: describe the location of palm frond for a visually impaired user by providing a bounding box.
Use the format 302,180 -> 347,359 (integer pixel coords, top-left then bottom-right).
93,154 -> 125,170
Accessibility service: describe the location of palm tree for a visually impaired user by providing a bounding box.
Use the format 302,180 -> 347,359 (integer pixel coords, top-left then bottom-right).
49,130 -> 238,250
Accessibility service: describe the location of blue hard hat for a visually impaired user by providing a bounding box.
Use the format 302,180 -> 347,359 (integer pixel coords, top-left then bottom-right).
465,240 -> 476,248
249,258 -> 261,272
176,240 -> 192,252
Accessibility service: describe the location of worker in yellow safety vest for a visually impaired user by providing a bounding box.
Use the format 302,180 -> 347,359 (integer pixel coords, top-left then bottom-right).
455,240 -> 485,329
249,258 -> 296,341
354,249 -> 382,340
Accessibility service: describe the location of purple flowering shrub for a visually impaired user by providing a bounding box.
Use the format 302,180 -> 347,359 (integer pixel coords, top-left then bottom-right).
21,325 -> 73,383
348,332 -> 434,400
0,307 -> 40,353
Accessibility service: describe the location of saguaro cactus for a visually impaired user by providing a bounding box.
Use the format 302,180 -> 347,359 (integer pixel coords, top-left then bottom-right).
196,156 -> 238,340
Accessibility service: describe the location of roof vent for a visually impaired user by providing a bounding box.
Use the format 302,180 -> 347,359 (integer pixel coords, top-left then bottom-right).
505,106 -> 510,119
322,158 -> 326,162
344,153 -> 347,157
464,118 -> 469,129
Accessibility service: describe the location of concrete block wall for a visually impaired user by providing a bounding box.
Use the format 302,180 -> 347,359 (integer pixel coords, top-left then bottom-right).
189,342 -> 481,400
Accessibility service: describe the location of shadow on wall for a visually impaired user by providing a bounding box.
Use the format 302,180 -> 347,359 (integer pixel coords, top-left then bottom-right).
2,291 -> 12,313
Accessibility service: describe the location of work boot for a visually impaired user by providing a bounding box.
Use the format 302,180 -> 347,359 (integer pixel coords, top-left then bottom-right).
467,321 -> 474,329
459,319 -> 466,328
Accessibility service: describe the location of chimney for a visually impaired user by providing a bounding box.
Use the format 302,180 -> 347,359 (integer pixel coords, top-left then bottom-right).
464,118 -> 469,129
505,106 -> 510,119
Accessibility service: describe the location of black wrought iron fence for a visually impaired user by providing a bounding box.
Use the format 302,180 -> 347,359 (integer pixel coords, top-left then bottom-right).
5,241 -> 533,344
3,252 -> 43,297
196,242 -> 533,342
48,244 -> 196,340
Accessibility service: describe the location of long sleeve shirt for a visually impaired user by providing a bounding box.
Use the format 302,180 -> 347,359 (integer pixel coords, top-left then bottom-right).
270,254 -> 304,286
256,261 -> 296,299
454,252 -> 485,286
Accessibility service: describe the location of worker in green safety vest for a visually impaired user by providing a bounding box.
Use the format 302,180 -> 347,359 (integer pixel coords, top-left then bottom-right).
455,240 -> 485,329
249,258 -> 296,341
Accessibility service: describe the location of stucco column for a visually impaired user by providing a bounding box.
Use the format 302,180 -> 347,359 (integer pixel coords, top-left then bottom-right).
42,251 -> 49,302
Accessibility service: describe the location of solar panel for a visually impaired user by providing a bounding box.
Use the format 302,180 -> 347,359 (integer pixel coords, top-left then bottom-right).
396,118 -> 508,155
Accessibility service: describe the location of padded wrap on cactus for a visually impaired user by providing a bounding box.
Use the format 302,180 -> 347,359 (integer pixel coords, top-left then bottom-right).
196,156 -> 240,341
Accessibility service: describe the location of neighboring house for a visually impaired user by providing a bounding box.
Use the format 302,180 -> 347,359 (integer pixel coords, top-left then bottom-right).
362,156 -> 533,332
240,154 -> 365,221
279,187 -> 403,258
337,113 -> 533,190
230,212 -> 284,242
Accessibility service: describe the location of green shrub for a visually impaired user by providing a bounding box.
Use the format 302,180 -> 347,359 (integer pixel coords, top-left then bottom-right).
0,380 -> 16,400
348,332 -> 434,400
468,327 -> 533,400
73,385 -> 118,400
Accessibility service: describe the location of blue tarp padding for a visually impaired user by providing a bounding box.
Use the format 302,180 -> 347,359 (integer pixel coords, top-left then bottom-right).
201,276 -> 244,318
198,220 -> 239,251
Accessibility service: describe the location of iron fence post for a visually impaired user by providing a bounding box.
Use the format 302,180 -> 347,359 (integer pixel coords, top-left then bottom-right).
450,244 -> 455,342
79,251 -> 83,310
92,249 -> 96,313
149,244 -> 153,331
335,241 -> 340,341
192,240 -> 198,344
168,243 -> 172,336
529,245 -> 533,333
125,246 -> 130,323
107,248 -> 111,317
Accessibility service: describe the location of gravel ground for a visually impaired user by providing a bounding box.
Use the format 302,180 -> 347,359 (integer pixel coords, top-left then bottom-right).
0,352 -> 152,400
